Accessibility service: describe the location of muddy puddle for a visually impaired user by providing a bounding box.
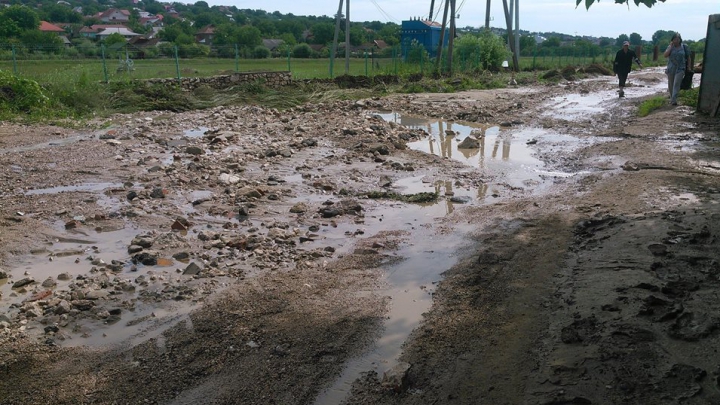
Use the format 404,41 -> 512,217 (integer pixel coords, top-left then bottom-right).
315,195 -> 474,405
374,112 -> 600,188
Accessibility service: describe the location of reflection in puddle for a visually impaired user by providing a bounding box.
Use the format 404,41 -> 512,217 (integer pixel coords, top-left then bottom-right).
375,112 -> 546,189
183,127 -> 209,138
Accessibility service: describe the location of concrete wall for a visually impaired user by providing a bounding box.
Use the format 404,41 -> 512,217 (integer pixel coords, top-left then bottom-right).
698,14 -> 720,116
145,71 -> 292,91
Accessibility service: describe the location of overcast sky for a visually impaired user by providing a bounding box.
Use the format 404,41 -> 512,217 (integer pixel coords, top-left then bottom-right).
205,0 -> 718,41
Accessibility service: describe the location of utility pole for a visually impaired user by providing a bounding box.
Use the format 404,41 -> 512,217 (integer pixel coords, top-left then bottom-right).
447,0 -> 456,75
501,0 -> 519,74
429,0 -> 435,20
329,0 -> 344,77
485,0 -> 491,30
345,0 -> 350,74
435,0 -> 450,73
514,0 -> 519,67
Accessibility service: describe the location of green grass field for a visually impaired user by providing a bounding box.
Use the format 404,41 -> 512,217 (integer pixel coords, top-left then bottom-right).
0,52 -> 676,84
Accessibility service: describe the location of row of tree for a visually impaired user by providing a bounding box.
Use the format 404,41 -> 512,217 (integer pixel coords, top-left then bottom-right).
0,0 -> 705,60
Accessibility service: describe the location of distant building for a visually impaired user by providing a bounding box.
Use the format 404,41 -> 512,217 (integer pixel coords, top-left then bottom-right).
400,18 -> 449,57
95,27 -> 141,41
96,8 -> 131,24
195,25 -> 215,45
80,24 -> 127,39
39,21 -> 65,35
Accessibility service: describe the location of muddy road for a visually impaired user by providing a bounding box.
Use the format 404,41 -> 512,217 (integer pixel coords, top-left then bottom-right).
2,69 -> 720,405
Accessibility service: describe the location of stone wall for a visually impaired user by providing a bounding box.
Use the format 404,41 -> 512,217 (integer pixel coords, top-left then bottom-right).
145,71 -> 292,90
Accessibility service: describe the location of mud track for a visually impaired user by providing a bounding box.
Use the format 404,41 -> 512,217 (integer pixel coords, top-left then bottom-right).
2,70 -> 720,405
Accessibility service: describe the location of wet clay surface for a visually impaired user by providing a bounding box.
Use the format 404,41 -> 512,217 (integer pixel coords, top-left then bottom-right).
2,69 -> 720,405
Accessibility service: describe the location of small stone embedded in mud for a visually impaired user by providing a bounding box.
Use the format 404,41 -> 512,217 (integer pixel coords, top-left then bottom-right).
450,196 -> 472,204
648,243 -> 668,256
171,219 -> 189,231
12,278 -> 35,289
131,235 -> 154,249
289,203 -> 308,214
185,146 -> 204,155
150,188 -> 167,199
183,262 -> 203,276
133,252 -> 158,266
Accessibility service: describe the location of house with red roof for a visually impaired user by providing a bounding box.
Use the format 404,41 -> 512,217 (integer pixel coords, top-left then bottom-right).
39,21 -> 65,34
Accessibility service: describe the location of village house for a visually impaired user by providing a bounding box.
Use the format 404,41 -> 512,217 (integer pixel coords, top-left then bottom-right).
95,8 -> 131,24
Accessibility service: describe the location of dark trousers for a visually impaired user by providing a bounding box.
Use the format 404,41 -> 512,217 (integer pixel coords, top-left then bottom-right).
618,72 -> 629,87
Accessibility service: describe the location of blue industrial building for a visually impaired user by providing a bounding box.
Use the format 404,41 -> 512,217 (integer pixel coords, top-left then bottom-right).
400,18 -> 449,58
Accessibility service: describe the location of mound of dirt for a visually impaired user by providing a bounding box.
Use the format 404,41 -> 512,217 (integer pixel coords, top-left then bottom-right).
581,63 -> 613,75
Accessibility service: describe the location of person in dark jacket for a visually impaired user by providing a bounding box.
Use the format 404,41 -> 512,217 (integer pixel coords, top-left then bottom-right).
613,41 -> 643,97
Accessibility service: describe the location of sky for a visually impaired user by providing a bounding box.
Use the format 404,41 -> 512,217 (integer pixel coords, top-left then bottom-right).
204,0 -> 718,41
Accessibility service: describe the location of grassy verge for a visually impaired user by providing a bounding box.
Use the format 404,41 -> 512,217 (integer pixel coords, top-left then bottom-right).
638,96 -> 667,117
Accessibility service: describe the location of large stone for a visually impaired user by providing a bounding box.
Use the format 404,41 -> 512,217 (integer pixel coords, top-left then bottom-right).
131,235 -> 154,248
183,262 -> 203,276
12,277 -> 35,289
458,137 -> 480,149
381,362 -> 411,393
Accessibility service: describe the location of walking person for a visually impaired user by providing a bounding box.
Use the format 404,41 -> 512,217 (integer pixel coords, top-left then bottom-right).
613,41 -> 642,98
663,32 -> 691,106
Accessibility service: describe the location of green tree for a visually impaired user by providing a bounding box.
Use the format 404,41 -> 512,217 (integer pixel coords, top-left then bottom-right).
236,25 -> 262,48
629,32 -> 642,45
378,23 -> 399,46
292,43 -> 312,58
615,34 -> 629,47
651,29 -> 673,45
277,20 -> 304,41
543,36 -> 561,47
406,39 -> 430,63
519,34 -> 536,54
578,0 -> 666,8
349,25 -> 366,46
254,19 -> 276,37
453,34 -> 481,63
477,29 -> 509,70
194,13 -> 218,30
20,30 -> 63,51
279,33 -> 296,46
40,4 -> 82,24
159,20 -> 194,43
72,37 -> 99,57
253,45 -> 270,58
0,5 -> 40,38
103,32 -> 126,47
311,22 -> 335,44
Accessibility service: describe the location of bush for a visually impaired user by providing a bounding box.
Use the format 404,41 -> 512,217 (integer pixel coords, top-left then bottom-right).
0,70 -> 48,113
292,43 -> 312,58
253,45 -> 270,59
477,29 -> 509,71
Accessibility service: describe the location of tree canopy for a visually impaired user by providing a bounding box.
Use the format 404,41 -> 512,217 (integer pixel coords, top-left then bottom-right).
577,0 -> 666,9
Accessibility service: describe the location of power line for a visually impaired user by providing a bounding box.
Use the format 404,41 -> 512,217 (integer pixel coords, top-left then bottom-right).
369,0 -> 399,22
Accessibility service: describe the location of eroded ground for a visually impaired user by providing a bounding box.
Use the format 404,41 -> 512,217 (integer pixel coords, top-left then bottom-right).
1,69 -> 720,405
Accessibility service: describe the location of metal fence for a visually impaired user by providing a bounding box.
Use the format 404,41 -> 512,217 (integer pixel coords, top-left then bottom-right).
0,42 -> 682,83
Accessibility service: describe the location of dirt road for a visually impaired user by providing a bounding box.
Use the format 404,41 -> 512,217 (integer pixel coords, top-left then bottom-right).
1,69 -> 720,405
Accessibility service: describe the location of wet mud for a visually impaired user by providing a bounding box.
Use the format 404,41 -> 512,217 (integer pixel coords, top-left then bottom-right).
1,68 -> 720,404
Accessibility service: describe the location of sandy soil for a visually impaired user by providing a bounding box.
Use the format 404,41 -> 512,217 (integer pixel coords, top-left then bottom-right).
1,69 -> 719,405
